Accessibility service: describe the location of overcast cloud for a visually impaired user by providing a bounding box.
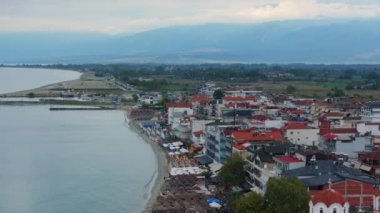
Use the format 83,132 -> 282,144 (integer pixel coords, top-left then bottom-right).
0,0 -> 379,34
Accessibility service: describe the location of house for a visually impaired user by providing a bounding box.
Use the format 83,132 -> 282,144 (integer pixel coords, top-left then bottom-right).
357,122 -> 380,136
358,151 -> 380,176
191,94 -> 210,106
138,92 -> 162,105
362,102 -> 380,122
273,155 -> 305,175
222,96 -> 256,105
166,103 -> 193,128
224,89 -> 261,98
282,122 -> 320,146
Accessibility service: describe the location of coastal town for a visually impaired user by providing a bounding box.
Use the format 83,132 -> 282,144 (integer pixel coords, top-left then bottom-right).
2,67 -> 380,212
123,80 -> 380,212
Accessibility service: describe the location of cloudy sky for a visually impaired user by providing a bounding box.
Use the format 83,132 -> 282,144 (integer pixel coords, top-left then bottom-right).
1,0 -> 379,34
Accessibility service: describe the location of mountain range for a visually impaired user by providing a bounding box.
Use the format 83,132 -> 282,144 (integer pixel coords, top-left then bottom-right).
1,19 -> 380,64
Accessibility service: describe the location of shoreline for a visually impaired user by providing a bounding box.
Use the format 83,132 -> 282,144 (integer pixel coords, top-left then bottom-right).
127,118 -> 169,213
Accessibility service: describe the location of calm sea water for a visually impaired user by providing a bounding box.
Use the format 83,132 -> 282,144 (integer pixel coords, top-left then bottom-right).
0,69 -> 156,213
0,67 -> 81,94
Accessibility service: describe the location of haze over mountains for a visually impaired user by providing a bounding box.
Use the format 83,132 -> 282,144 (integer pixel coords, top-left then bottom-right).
1,19 -> 380,64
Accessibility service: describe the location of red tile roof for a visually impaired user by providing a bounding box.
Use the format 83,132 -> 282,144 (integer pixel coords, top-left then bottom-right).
191,94 -> 210,104
294,100 -> 315,106
224,103 -> 252,108
311,189 -> 346,207
281,122 -> 309,130
193,130 -> 205,135
287,109 -> 305,115
232,130 -> 283,143
223,96 -> 255,102
324,112 -> 345,117
275,156 -> 304,163
166,103 -> 192,108
319,128 -> 357,135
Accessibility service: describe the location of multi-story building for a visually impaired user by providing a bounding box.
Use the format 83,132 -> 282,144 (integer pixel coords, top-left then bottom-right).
245,143 -> 292,194
204,122 -> 242,164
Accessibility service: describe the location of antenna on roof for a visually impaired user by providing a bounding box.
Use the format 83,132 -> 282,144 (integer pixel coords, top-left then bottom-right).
328,178 -> 332,190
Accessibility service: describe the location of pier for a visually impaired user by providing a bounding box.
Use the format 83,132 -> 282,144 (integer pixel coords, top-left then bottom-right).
49,107 -> 116,111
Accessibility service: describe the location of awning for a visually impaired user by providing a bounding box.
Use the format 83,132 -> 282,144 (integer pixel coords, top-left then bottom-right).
360,164 -> 372,172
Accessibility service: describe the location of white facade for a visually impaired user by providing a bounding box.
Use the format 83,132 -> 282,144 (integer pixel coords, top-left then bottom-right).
357,122 -> 380,136
224,90 -> 261,97
362,104 -> 380,122
264,120 -> 286,129
285,129 -> 320,146
191,120 -> 214,145
168,107 -> 194,129
246,154 -> 276,194
309,202 -> 349,213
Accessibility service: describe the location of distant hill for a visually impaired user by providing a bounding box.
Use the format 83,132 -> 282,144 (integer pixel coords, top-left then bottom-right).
1,19 -> 380,64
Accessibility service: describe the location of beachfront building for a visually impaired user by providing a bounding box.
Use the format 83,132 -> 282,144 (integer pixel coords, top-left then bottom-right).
166,103 -> 193,129
190,120 -> 215,146
204,122 -> 242,164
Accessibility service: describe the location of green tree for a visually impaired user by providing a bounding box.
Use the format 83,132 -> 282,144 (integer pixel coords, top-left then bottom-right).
213,89 -> 224,100
285,85 -> 296,94
218,153 -> 246,189
235,192 -> 265,213
265,177 -> 310,213
329,87 -> 345,97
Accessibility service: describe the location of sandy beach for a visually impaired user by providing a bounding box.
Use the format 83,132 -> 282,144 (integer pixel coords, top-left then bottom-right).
127,119 -> 169,212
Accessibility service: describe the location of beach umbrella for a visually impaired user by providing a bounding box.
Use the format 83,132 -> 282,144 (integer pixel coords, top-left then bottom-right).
207,198 -> 221,204
174,151 -> 180,155
168,152 -> 174,155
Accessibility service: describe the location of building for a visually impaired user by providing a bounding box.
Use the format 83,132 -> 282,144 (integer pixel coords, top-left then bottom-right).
357,122 -> 380,136
362,102 -> 380,122
309,186 -> 350,213
282,122 -> 320,146
273,155 -> 305,175
245,143 -> 292,194
166,103 -> 193,128
222,96 -> 256,105
204,122 -> 241,164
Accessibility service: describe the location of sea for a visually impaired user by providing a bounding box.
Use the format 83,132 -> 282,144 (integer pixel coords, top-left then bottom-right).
0,67 -> 157,213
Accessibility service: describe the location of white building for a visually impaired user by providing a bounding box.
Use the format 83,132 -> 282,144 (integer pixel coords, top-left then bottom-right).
282,122 -> 320,146
167,103 -> 193,129
362,102 -> 380,122
357,122 -> 380,136
191,120 -> 215,145
309,187 -> 349,213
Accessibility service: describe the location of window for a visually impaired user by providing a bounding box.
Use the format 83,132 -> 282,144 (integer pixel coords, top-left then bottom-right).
333,208 -> 337,213
290,131 -> 294,135
320,208 -> 323,213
